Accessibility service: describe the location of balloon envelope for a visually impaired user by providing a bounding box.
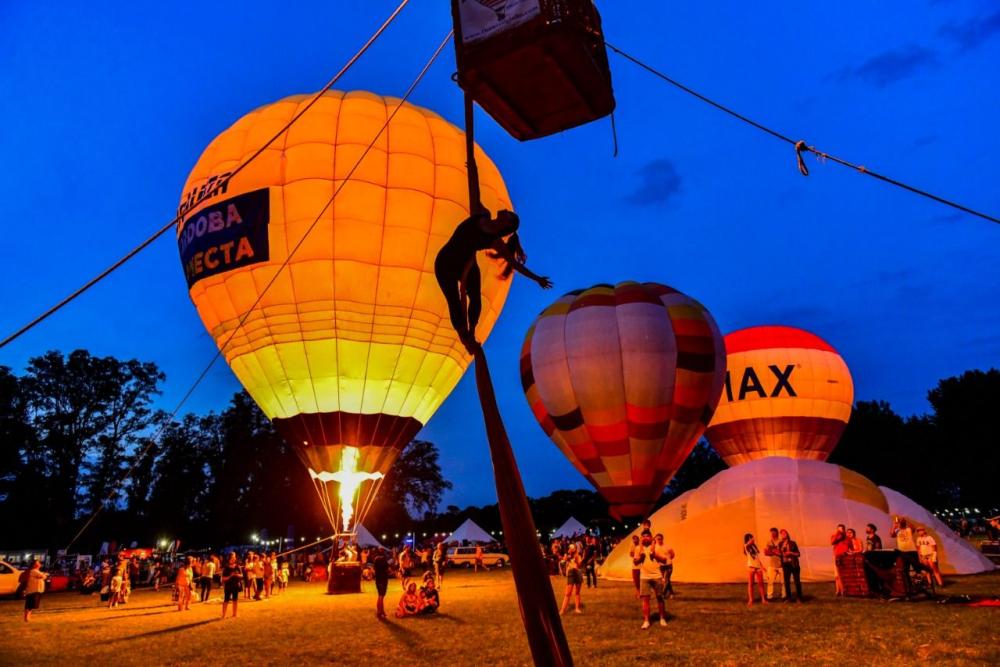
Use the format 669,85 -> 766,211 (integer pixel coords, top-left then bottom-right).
705,326 -> 853,466
177,91 -> 513,524
520,282 -> 725,519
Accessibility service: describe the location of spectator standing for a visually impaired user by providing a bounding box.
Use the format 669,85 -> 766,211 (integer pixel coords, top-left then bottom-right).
635,531 -> 668,628
779,529 -> 803,603
474,544 -> 484,573
559,544 -> 584,614
763,528 -> 784,601
583,535 -> 599,589
253,554 -> 264,600
846,528 -> 863,553
864,523 -> 883,551
891,517 -> 921,593
743,533 -> 768,608
916,528 -> 944,587
175,557 -> 192,611
652,534 -> 675,598
221,553 -> 243,619
830,524 -> 849,595
200,555 -> 215,602
263,554 -> 275,599
433,542 -> 448,589
21,560 -> 47,622
628,535 -> 642,598
373,548 -> 390,620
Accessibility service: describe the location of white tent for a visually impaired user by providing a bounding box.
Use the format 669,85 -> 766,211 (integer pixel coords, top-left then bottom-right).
444,518 -> 494,544
355,524 -> 384,549
599,458 -> 994,583
552,517 -> 587,539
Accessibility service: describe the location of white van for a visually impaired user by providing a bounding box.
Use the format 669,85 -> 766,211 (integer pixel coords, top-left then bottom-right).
446,546 -> 507,568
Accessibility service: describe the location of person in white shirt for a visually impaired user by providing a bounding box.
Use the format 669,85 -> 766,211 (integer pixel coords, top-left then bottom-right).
915,528 -> 943,586
21,560 -> 48,622
891,517 -> 921,594
633,532 -> 668,629
652,534 -> 676,597
763,528 -> 785,601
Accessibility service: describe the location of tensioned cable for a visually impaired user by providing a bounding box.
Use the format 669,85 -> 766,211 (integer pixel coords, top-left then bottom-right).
0,0 -> 412,352
63,30 -> 453,552
605,42 -> 1000,226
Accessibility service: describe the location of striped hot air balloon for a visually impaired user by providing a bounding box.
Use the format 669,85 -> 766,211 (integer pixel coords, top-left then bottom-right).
704,326 -> 854,466
177,91 -> 513,533
520,282 -> 726,519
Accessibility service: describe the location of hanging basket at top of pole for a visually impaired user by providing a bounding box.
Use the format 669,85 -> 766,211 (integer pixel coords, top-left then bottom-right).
451,0 -> 616,141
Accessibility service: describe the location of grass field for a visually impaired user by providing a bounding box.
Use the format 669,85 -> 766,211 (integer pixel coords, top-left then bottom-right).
0,569 -> 997,665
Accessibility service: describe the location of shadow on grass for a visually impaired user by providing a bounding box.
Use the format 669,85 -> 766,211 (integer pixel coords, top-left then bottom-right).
23,601 -> 174,615
434,612 -> 466,624
379,618 -> 419,648
105,618 -> 217,642
101,609 -> 177,620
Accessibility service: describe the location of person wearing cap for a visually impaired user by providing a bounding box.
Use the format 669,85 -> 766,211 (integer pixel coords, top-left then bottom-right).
916,527 -> 944,587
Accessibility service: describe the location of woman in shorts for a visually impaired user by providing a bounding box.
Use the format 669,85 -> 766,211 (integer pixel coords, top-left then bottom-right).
743,533 -> 768,608
221,552 -> 243,619
559,544 -> 584,614
433,542 -> 448,590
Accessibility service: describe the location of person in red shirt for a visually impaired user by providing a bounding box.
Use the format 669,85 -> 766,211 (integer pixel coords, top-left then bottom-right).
830,524 -> 849,596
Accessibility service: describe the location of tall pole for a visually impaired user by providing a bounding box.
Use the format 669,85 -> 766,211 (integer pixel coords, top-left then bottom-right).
472,349 -> 574,666
462,93 -> 573,667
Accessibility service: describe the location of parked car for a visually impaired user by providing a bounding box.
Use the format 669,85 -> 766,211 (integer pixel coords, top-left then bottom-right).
0,559 -> 23,596
446,546 -> 507,568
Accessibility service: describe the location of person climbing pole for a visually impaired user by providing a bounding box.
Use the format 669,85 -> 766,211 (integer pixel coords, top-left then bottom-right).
435,208 -> 552,353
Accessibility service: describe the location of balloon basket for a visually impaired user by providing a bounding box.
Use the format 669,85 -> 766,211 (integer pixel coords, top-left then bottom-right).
327,562 -> 362,595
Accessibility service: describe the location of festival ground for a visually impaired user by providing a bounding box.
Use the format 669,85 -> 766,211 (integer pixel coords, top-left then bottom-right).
1,569 -> 997,665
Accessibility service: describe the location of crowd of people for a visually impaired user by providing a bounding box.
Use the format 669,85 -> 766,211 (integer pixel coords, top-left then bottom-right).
13,512 -> 993,627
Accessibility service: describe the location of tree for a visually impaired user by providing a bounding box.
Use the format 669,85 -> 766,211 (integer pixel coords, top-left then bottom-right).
661,439 -> 726,506
145,414 -> 219,539
0,366 -> 34,530
208,391 -> 325,545
925,368 -> 1000,507
367,439 -> 452,533
16,350 -> 163,541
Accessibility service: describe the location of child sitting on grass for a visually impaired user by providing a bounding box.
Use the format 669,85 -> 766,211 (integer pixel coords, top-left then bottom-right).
396,581 -> 422,618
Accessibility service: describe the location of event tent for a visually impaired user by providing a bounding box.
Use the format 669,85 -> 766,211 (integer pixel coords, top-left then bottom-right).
599,457 -> 994,583
552,517 -> 587,539
355,524 -> 384,549
444,518 -> 494,544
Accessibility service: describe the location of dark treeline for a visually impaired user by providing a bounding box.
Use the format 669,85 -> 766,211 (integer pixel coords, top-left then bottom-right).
1,350 -> 996,551
0,350 -> 449,551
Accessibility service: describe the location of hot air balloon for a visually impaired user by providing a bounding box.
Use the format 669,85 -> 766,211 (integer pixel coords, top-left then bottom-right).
520,282 -> 726,519
704,325 -> 854,466
177,90 -> 513,534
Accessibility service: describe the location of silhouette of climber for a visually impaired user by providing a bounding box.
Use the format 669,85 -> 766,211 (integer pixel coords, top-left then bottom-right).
436,209 -> 552,354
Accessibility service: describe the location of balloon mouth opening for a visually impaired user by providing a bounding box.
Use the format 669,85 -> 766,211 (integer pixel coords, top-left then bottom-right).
308,447 -> 383,533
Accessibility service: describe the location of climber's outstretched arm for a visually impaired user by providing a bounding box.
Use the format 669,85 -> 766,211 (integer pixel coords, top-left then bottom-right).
489,240 -> 552,288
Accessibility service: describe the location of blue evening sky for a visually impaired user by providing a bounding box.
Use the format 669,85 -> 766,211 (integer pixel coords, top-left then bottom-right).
2,1 -> 998,507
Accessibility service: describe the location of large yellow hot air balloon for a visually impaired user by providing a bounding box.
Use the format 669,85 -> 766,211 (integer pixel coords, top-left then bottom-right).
704,326 -> 854,466
177,90 -> 513,532
520,282 -> 726,519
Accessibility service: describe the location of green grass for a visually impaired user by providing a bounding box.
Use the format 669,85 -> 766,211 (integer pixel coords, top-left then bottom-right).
0,569 -> 997,665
